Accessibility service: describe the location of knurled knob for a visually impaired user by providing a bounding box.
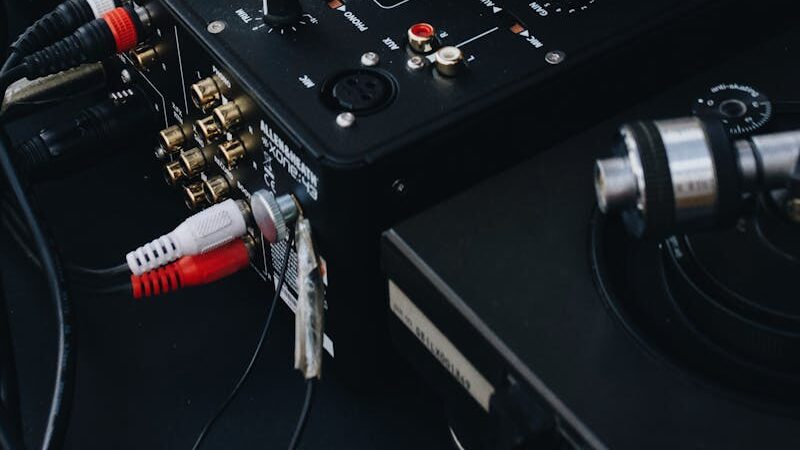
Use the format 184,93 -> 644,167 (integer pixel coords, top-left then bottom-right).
250,190 -> 299,243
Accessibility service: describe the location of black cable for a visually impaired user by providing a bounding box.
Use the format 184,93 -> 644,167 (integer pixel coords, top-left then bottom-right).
2,199 -> 128,280
191,227 -> 297,450
0,51 -> 20,77
288,378 -> 316,450
0,64 -> 24,88
0,406 -> 25,450
1,68 -> 73,450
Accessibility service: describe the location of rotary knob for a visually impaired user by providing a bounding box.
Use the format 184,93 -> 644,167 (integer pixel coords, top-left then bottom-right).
693,83 -> 772,136
262,0 -> 303,26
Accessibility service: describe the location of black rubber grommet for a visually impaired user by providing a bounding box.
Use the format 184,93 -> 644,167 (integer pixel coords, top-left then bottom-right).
624,121 -> 675,238
701,118 -> 742,228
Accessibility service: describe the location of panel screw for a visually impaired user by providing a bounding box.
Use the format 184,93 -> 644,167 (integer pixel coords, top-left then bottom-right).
336,112 -> 356,128
207,21 -> 226,34
545,50 -> 566,65
361,52 -> 380,67
407,56 -> 425,71
392,179 -> 407,195
120,69 -> 132,84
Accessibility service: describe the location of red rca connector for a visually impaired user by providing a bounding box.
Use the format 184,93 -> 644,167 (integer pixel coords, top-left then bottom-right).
103,7 -> 140,53
130,237 -> 253,299
22,5 -> 150,79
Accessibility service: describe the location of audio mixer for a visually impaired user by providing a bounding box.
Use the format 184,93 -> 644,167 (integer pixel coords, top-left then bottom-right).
117,0 -> 777,372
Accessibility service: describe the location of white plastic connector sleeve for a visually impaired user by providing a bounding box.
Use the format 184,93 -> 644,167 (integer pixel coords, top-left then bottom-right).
86,0 -> 117,18
126,199 -> 249,275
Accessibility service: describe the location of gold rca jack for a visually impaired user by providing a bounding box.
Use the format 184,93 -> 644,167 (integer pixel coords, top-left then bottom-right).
183,182 -> 207,209
163,160 -> 186,185
217,139 -> 247,168
203,175 -> 231,204
157,124 -> 191,157
130,45 -> 159,70
178,146 -> 213,177
194,116 -> 223,143
190,76 -> 227,112
212,101 -> 244,131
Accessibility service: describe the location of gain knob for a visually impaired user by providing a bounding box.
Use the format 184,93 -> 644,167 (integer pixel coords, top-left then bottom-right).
262,0 -> 302,27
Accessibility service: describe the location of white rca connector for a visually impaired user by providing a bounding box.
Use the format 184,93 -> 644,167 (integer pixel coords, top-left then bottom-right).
85,0 -> 118,18
125,199 -> 249,275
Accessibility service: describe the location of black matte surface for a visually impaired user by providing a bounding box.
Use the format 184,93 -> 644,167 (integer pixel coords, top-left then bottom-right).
385,29 -> 800,449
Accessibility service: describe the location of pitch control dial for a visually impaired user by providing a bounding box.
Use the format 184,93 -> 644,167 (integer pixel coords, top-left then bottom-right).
693,83 -> 773,136
540,0 -> 598,14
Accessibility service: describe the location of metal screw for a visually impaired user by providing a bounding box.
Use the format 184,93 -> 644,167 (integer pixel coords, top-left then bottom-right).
336,112 -> 356,128
120,69 -> 132,84
787,198 -> 800,223
207,21 -> 226,34
392,179 -> 407,195
361,52 -> 380,67
545,50 -> 566,65
407,56 -> 425,71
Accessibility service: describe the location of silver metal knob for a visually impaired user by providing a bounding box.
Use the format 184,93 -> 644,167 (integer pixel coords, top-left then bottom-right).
250,190 -> 299,243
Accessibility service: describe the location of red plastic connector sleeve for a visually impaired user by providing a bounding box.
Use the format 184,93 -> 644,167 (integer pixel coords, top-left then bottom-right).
131,239 -> 251,299
103,7 -> 137,52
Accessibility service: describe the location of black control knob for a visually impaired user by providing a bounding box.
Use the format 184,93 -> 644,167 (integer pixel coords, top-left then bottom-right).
262,0 -> 302,26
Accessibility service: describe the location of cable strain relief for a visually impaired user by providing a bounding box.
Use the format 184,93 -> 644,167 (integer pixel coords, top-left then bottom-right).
10,0 -> 94,55
131,265 -> 183,299
22,34 -> 87,79
126,234 -> 181,276
13,137 -> 50,176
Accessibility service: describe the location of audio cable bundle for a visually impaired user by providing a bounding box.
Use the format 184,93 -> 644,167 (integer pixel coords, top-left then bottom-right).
0,2 -> 324,448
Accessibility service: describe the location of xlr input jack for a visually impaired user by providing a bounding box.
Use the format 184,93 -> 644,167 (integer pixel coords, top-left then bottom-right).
218,139 -> 247,168
164,160 -> 186,185
203,175 -> 231,204
190,76 -> 227,112
184,182 -> 207,209
195,116 -> 223,143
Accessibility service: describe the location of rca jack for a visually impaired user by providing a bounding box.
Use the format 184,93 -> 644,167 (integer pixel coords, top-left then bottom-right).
408,23 -> 437,53
183,182 -> 207,209
190,76 -> 227,112
217,139 -> 247,168
203,175 -> 231,204
157,123 -> 192,158
179,146 -> 212,178
164,160 -> 185,185
195,116 -> 223,143
212,101 -> 244,131
130,45 -> 159,70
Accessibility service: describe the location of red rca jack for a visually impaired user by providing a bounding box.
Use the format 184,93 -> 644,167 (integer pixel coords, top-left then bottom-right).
408,22 -> 436,53
130,236 -> 256,299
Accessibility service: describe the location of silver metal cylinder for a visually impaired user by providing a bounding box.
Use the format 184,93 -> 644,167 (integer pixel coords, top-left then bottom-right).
748,131 -> 800,189
655,117 -> 719,223
594,157 -> 638,213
